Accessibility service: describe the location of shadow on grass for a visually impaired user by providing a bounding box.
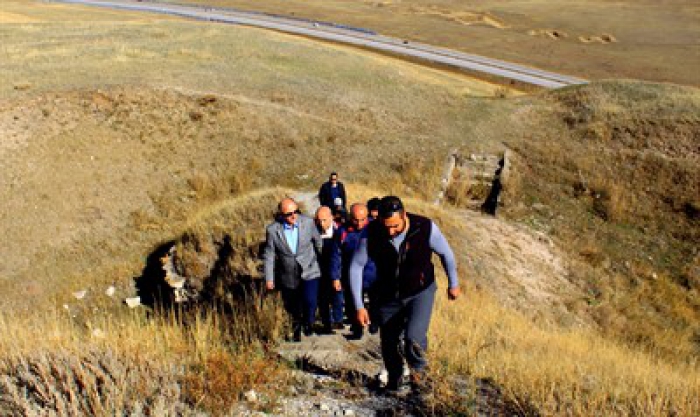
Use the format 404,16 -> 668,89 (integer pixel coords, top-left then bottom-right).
133,240 -> 177,311
133,237 -> 281,344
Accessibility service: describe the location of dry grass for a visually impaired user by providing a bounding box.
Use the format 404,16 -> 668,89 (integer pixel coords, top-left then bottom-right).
389,197 -> 700,416
429,287 -> 700,416
0,348 -> 192,416
500,80 -> 700,361
173,0 -> 700,86
1,2 -> 699,415
0,304 -> 288,415
0,1 -> 504,311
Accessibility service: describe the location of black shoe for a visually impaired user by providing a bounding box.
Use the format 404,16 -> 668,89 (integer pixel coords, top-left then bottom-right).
384,376 -> 409,397
369,323 -> 379,335
332,322 -> 345,330
319,323 -> 334,335
303,324 -> 314,337
348,325 -> 363,340
290,324 -> 302,342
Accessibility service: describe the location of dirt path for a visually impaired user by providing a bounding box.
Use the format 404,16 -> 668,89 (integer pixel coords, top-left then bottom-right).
271,330 -> 409,416
266,324 -> 521,416
295,191 -> 320,215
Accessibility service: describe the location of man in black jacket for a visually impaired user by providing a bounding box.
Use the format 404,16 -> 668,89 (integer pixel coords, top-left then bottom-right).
349,196 -> 461,394
318,172 -> 347,211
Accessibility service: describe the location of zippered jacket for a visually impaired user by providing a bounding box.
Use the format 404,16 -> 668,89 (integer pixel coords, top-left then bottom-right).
330,225 -> 377,289
348,213 -> 459,309
367,213 -> 434,301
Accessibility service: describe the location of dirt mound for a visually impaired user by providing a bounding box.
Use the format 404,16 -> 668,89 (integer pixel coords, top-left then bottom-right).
408,6 -> 508,29
579,34 -> 618,44
555,81 -> 700,156
528,29 -> 568,39
459,210 -> 582,322
0,87 -> 254,287
134,188 -> 289,308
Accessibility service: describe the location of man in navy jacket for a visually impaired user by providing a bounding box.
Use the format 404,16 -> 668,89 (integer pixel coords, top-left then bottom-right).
331,203 -> 377,339
315,206 -> 344,334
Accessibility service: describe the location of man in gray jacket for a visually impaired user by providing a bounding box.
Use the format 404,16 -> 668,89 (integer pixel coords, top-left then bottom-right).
264,197 -> 323,342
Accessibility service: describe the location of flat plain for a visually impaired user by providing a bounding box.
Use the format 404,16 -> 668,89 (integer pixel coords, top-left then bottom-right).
171,0 -> 700,86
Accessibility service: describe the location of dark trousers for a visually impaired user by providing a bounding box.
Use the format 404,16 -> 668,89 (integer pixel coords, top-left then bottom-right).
281,277 -> 321,330
318,278 -> 344,325
301,277 -> 320,327
280,286 -> 304,333
378,282 -> 437,381
366,285 -> 379,324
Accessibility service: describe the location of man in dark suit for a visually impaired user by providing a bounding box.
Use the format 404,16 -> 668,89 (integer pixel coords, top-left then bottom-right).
318,172 -> 347,212
264,197 -> 323,342
314,206 -> 343,334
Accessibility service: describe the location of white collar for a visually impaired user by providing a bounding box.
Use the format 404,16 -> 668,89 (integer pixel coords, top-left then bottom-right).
320,225 -> 335,239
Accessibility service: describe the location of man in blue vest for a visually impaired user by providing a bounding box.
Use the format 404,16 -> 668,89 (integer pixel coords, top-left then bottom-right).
349,196 -> 460,394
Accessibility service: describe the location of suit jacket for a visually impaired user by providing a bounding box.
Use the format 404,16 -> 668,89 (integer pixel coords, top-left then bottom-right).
318,181 -> 347,209
264,215 -> 322,289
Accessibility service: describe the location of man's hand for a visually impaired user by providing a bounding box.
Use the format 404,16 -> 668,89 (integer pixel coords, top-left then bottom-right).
333,280 -> 342,292
266,281 -> 275,291
356,308 -> 370,327
448,286 -> 461,300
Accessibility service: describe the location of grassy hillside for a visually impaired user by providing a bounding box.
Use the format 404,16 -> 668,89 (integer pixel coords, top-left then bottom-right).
2,186 -> 697,415
499,81 -> 700,361
0,0 -> 506,309
1,1 -> 698,415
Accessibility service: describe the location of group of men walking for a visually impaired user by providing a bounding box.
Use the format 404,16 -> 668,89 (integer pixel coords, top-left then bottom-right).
263,172 -> 461,394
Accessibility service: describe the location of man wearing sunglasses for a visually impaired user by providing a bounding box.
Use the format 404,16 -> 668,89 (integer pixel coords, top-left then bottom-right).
264,198 -> 323,342
349,196 -> 460,395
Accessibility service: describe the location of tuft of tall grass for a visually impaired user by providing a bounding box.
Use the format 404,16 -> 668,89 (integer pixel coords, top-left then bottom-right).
0,349 -> 193,416
429,286 -> 700,416
0,293 -> 288,415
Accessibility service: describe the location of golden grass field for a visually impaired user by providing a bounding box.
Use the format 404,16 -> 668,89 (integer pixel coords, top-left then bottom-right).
1,0 -> 699,415
172,0 -> 700,87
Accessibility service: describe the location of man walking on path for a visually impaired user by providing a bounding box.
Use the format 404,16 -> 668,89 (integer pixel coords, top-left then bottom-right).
264,198 -> 323,342
349,196 -> 461,393
315,206 -> 344,334
331,203 -> 377,339
318,172 -> 347,212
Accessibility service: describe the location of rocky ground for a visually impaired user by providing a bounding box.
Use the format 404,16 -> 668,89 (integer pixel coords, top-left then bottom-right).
229,325 -> 520,416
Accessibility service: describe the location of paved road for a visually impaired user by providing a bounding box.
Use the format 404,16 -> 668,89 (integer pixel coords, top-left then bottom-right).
52,0 -> 587,89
